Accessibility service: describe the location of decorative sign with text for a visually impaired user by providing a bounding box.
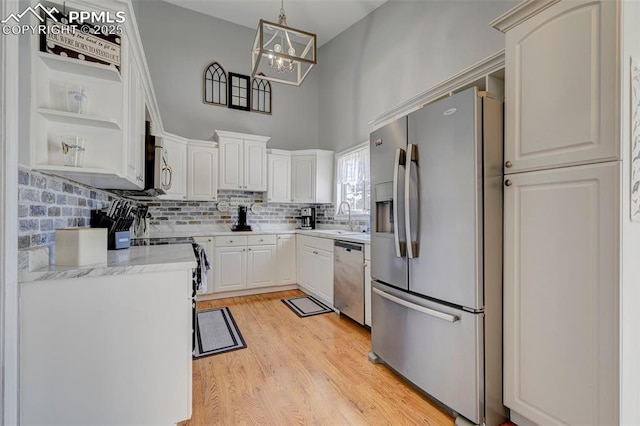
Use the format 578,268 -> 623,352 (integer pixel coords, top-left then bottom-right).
40,8 -> 122,73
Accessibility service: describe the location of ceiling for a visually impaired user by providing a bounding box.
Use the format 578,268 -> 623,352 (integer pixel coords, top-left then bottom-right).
162,0 -> 388,46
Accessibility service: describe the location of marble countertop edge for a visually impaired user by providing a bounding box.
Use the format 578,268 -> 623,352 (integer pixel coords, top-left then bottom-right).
19,244 -> 197,283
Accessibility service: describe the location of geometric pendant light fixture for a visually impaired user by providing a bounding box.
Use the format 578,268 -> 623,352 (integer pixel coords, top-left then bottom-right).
251,0 -> 317,86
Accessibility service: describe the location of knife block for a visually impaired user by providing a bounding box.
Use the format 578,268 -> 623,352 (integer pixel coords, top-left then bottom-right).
90,210 -> 132,250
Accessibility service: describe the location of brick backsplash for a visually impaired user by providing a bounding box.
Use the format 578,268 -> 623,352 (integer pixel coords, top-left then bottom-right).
147,191 -> 370,230
18,167 -> 371,252
314,204 -> 370,230
147,191 -> 313,227
17,167 -> 121,250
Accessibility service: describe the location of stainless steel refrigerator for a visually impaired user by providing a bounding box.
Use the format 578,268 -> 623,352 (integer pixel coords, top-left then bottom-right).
369,87 -> 506,426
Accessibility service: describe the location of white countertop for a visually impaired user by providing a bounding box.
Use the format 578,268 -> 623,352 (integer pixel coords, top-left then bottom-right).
19,244 -> 197,283
147,226 -> 371,244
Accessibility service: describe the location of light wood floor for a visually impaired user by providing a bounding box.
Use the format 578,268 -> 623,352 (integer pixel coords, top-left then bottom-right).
184,290 -> 455,425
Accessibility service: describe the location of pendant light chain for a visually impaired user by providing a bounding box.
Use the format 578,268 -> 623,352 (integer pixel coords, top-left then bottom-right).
278,0 -> 287,26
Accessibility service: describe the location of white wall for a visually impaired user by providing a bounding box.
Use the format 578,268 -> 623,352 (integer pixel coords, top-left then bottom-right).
620,1 -> 640,423
317,0 -> 517,153
2,0 -> 21,422
135,0 -> 319,150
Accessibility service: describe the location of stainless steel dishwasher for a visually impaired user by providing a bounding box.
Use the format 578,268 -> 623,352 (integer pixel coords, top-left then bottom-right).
334,240 -> 365,325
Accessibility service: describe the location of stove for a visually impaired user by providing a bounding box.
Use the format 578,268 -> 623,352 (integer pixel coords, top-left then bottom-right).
130,236 -> 195,246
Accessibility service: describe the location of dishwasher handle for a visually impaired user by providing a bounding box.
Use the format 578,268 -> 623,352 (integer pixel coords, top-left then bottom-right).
334,241 -> 363,251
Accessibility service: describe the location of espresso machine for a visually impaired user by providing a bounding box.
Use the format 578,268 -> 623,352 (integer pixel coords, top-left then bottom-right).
231,205 -> 252,231
300,207 -> 316,230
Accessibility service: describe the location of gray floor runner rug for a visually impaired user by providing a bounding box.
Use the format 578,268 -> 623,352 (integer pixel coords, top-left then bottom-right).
194,307 -> 246,359
282,295 -> 333,318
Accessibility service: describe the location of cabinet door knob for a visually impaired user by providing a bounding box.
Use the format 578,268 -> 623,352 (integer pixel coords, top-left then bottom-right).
505,179 -> 512,187
229,240 -> 233,243
505,161 -> 513,168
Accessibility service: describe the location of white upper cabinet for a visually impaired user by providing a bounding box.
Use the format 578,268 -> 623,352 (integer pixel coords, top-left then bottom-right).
187,141 -> 219,201
267,150 -> 292,203
218,136 -> 243,190
493,0 -> 618,173
292,155 -> 315,203
216,130 -> 270,191
159,133 -> 188,201
244,140 -> 267,191
125,48 -> 145,189
291,150 -> 334,203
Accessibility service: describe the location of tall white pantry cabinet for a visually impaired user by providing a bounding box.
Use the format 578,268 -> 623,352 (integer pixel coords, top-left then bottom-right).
492,0 -> 640,425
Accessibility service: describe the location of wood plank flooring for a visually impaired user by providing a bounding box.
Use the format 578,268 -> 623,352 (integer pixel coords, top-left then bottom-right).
184,290 -> 455,425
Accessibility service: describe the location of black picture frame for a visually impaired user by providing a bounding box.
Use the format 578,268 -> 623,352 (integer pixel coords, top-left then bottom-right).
228,73 -> 251,111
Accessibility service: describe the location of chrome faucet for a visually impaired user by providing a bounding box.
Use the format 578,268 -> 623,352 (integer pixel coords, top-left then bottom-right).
338,201 -> 355,231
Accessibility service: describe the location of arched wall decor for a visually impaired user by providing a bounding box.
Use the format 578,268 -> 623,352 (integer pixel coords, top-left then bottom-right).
252,74 -> 272,114
204,62 -> 227,106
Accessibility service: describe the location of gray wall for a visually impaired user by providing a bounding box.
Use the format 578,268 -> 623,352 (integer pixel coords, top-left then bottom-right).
317,0 -> 517,153
136,1 -> 319,149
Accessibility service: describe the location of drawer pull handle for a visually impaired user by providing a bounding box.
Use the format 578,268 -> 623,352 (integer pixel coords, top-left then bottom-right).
372,287 -> 459,323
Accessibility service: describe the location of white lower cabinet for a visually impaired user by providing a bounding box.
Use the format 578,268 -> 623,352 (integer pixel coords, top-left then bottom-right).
20,269 -> 192,424
313,248 -> 334,305
296,235 -> 309,288
246,244 -> 277,289
214,246 -> 246,292
298,236 -> 334,306
211,235 -> 287,293
277,234 -> 296,285
503,161 -> 619,426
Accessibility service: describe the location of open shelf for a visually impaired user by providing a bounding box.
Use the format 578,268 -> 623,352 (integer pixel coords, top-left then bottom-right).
37,108 -> 121,130
38,52 -> 122,82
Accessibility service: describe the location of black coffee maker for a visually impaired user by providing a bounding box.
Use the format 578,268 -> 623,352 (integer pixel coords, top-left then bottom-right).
232,205 -> 252,231
300,207 -> 316,230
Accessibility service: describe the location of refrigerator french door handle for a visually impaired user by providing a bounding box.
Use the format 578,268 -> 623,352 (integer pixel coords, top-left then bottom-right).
393,147 -> 406,258
405,144 -> 416,258
373,287 -> 459,323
